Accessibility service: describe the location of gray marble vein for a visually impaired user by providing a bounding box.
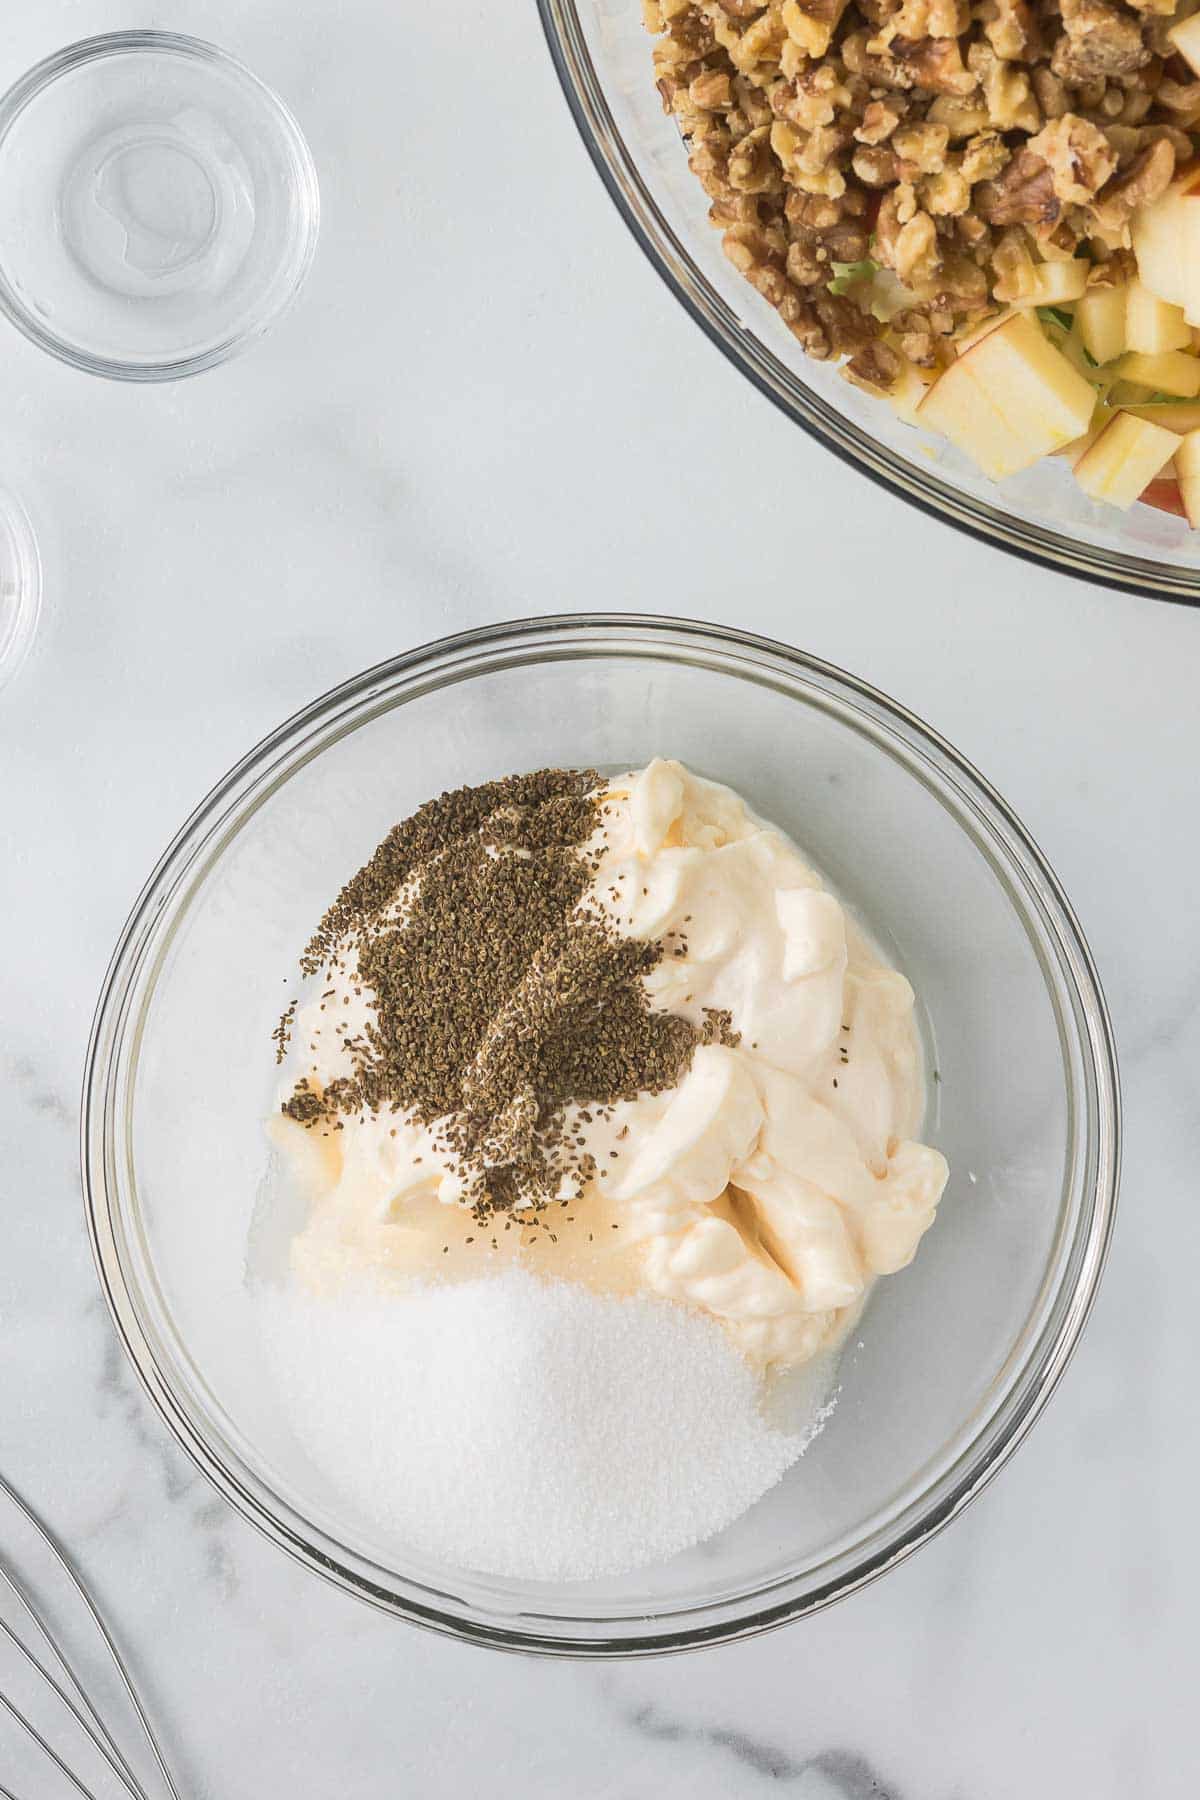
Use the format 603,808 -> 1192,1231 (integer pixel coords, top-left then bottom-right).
620,1701 -> 903,1795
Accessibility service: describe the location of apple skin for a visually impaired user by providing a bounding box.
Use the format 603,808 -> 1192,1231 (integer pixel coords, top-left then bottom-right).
1139,476 -> 1187,517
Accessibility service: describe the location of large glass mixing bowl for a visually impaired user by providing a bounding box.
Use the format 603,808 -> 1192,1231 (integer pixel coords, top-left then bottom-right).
538,0 -> 1200,605
83,616 -> 1119,1654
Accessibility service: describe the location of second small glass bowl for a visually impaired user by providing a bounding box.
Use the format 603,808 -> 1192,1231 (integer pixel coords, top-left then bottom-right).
0,32 -> 320,381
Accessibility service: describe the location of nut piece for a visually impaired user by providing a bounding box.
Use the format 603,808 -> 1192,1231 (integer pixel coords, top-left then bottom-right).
1026,114 -> 1118,204
979,0 -> 1043,63
1091,136 -> 1177,231
976,147 -> 1061,228
782,0 -> 850,57
1052,0 -> 1151,83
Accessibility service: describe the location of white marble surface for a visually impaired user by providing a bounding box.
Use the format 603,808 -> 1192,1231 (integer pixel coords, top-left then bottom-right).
1,0 -> 1198,1794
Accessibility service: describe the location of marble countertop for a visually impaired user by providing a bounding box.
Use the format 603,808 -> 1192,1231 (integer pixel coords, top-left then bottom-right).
1,1 -> 1197,1795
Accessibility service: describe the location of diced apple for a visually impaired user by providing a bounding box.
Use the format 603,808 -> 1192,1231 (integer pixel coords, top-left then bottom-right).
1127,401 -> 1200,433
1168,12 -> 1200,77
1133,184 -> 1188,311
1060,320 -> 1100,383
1073,411 -> 1178,509
917,311 -> 1096,480
888,358 -> 935,428
1020,260 -> 1088,307
1132,168 -> 1200,325
1112,349 -> 1200,397
1055,403 -> 1113,462
1108,380 -> 1157,407
1140,476 -> 1188,519
1174,426 -> 1200,525
1075,284 -> 1127,365
953,307 -> 1019,354
1125,279 -> 1191,353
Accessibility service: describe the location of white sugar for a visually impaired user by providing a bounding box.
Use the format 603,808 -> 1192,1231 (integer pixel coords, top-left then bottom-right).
258,1271 -> 826,1581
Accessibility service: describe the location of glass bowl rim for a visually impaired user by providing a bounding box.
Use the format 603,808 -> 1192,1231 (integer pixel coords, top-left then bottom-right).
81,612 -> 1121,1656
0,485 -> 42,688
0,29 -> 321,383
535,0 -> 1200,609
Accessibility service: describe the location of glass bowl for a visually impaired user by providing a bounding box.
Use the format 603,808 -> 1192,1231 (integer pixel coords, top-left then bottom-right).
538,0 -> 1200,605
0,32 -> 319,381
83,616 -> 1119,1655
0,487 -> 41,689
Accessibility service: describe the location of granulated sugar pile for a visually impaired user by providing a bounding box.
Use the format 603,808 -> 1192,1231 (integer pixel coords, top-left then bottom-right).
259,1271 -> 821,1581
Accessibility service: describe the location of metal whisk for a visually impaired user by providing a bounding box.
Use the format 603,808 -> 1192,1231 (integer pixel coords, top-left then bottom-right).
0,1472 -> 181,1800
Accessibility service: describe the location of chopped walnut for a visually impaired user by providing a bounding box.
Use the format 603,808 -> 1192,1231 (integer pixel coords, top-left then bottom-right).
840,28 -> 919,88
979,0 -> 1043,63
855,98 -> 905,143
932,253 -> 991,309
877,191 -> 944,284
960,130 -> 1010,183
1090,134 -> 1176,228
892,120 -> 951,174
969,42 -> 1043,131
1031,66 -> 1071,120
690,69 -> 735,107
843,338 -> 906,391
853,143 -> 902,184
772,63 -> 853,130
893,310 -> 941,363
920,164 -> 970,210
1085,246 -> 1137,286
1052,0 -> 1151,83
895,36 -> 979,95
1156,76 -> 1200,115
782,0 -> 850,56
976,146 -> 1062,227
878,0 -> 970,41
1026,113 -> 1118,203
730,123 -> 785,191
927,94 -> 994,138
785,238 -> 826,283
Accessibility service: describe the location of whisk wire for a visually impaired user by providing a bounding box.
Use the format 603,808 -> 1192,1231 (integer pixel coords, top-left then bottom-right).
0,1546 -> 130,1760
0,1682 -> 103,1800
0,1609 -> 147,1800
0,1472 -> 181,1800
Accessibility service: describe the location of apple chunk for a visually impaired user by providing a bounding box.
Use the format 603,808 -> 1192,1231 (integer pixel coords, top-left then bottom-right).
887,358 -> 935,427
1133,185 -> 1187,310
1175,427 -> 1200,525
1140,476 -> 1187,519
1075,284 -> 1127,365
1127,402 -> 1200,433
1125,280 -> 1191,354
1168,13 -> 1200,77
1132,169 -> 1200,325
917,312 -> 1095,480
1073,412 -> 1178,509
1112,349 -> 1200,397
1021,261 -> 1087,307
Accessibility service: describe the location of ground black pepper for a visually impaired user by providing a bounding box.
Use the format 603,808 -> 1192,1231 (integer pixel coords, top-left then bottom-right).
281,768 -> 734,1223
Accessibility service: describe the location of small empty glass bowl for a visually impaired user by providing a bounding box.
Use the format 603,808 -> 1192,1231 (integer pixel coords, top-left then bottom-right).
83,616 -> 1119,1654
0,32 -> 319,380
0,488 -> 41,688
538,0 -> 1200,604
